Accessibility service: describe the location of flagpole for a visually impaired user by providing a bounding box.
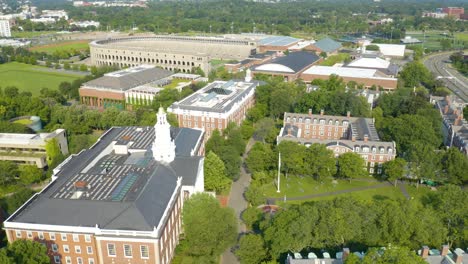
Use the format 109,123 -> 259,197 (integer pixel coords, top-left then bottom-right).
277,152 -> 281,193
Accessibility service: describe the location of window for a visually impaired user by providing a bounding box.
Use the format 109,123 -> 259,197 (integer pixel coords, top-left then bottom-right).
15,231 -> 21,238
38,232 -> 44,240
75,245 -> 81,254
54,256 -> 61,264
63,245 -> 69,253
61,233 -> 67,241
52,244 -> 58,252
85,235 -> 91,243
379,156 -> 383,161
27,231 -> 32,238
50,232 -> 56,240
77,257 -> 83,264
107,243 -> 116,256
65,257 -> 71,264
140,245 -> 149,259
73,234 -> 79,242
88,259 -> 95,264
87,246 -> 93,254
124,244 -> 132,257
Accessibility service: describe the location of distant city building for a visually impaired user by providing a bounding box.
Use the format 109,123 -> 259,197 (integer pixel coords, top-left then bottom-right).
168,74 -> 258,137
3,108 -> 205,264
0,129 -> 68,168
251,51 -> 321,81
419,245 -> 468,264
0,19 -> 11,37
346,56 -> 399,77
301,66 -> 398,90
0,39 -> 30,47
309,37 -> 342,55
70,20 -> 100,28
430,95 -> 468,157
400,36 -> 422,44
442,7 -> 464,18
363,43 -> 406,58
30,17 -> 56,24
79,65 -> 204,110
278,110 -> 396,174
90,36 -> 257,73
40,9 -> 68,20
225,51 -> 277,73
422,12 -> 448,19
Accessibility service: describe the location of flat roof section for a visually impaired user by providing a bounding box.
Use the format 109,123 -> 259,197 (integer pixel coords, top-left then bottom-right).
259,36 -> 300,47
303,66 -> 379,78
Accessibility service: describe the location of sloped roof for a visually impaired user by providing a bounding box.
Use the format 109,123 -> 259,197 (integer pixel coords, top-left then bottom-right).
83,65 -> 172,91
313,38 -> 342,53
253,51 -> 320,73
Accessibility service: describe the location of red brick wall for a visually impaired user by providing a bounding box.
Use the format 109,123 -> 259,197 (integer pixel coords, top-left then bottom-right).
79,87 -> 125,108
301,73 -> 397,90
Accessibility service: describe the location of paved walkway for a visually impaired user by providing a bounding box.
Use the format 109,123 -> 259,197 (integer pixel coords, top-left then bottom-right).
221,138 -> 255,264
397,180 -> 411,200
266,181 -> 392,204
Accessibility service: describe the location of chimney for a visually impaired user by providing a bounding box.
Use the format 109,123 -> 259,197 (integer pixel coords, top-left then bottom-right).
453,248 -> 464,264
320,109 -> 324,116
364,134 -> 368,142
454,115 -> 462,126
445,95 -> 450,104
342,248 -> 350,260
444,105 -> 449,114
308,109 -> 312,116
351,135 -> 356,142
347,111 -> 351,118
421,246 -> 429,259
287,128 -> 292,136
441,245 -> 449,256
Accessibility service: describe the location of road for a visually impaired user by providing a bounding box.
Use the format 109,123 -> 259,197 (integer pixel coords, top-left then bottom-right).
423,52 -> 468,102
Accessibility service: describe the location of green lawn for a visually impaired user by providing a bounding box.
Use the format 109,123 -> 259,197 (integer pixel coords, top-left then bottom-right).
405,31 -> 467,51
163,78 -> 191,89
454,33 -> 468,41
13,119 -> 33,125
11,31 -> 56,38
0,62 -> 82,95
29,40 -> 90,54
260,174 -> 381,198
319,53 -> 350,66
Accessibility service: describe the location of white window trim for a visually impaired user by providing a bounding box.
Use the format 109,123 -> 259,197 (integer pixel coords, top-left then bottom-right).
54,256 -> 60,264
52,244 -> 58,252
140,245 -> 149,259
107,243 -> 116,257
15,230 -> 21,238
65,256 -> 71,264
73,234 -> 80,242
88,259 -> 95,264
75,245 -> 82,254
61,233 -> 67,241
27,231 -> 33,238
87,246 -> 93,254
77,257 -> 83,264
63,245 -> 70,253
50,232 -> 56,240
85,235 -> 91,242
124,244 -> 133,258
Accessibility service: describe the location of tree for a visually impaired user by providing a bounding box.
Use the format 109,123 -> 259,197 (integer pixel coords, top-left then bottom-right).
63,62 -> 71,70
365,44 -> 380,51
45,61 -> 52,68
241,207 -> 263,230
0,249 -> 13,264
204,151 -> 231,193
45,138 -> 65,169
304,143 -> 337,180
399,61 -> 432,88
440,148 -> 468,185
376,246 -> 426,264
235,234 -> 268,264
277,140 -> 306,176
253,118 -> 277,143
183,193 -> 237,258
245,184 -> 266,206
4,188 -> 35,214
337,152 -> 366,181
382,158 -> 406,186
4,239 -> 50,264
79,64 -> 88,72
344,253 -> 362,264
0,161 -> 19,186
246,142 -> 274,173
19,166 -> 43,185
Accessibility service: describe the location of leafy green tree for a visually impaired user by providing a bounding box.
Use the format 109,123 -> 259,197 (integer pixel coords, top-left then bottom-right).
382,158 -> 406,186
337,152 -> 366,181
376,246 -> 426,264
344,253 -> 362,264
204,151 -> 231,194
0,161 -> 19,186
19,166 -> 43,185
79,64 -> 88,72
304,143 -> 337,180
45,61 -> 52,68
3,188 -> 35,214
0,249 -> 13,264
235,234 -> 268,264
245,184 -> 266,206
440,148 -> 468,185
253,118 -> 277,143
183,193 -> 237,258
399,61 -> 432,88
246,142 -> 274,173
5,239 -> 50,264
277,140 -> 306,176
241,207 -> 263,230
63,62 -> 71,70
45,138 -> 65,169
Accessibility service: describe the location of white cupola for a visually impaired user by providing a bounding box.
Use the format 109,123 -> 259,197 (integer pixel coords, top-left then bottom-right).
152,107 -> 175,163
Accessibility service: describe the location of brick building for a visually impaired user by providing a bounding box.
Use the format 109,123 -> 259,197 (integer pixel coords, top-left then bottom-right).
278,110 -> 396,174
442,7 -> 464,18
431,95 -> 468,157
258,36 -> 301,53
167,75 -> 259,137
3,108 -> 205,264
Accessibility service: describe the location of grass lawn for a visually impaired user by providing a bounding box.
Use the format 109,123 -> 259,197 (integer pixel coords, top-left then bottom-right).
319,53 -> 350,66
11,31 -> 56,38
29,40 -> 90,54
163,78 -> 191,89
0,62 -> 82,95
260,174 -> 381,199
405,31 -> 467,51
454,32 -> 468,42
13,119 -> 33,125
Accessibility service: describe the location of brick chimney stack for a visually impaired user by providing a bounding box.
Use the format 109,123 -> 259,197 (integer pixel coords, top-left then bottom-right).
347,111 -> 351,118
444,105 -> 449,114
364,134 -> 369,142
421,246 -> 429,259
320,109 -> 324,116
454,115 -> 462,126
441,245 -> 449,256
308,109 -> 312,116
287,127 -> 292,136
351,135 -> 356,142
453,248 -> 464,264
342,248 -> 350,261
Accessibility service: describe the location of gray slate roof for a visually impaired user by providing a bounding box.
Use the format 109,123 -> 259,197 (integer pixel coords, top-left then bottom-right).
83,67 -> 172,91
254,51 -> 321,73
314,38 -> 342,53
8,126 -> 203,233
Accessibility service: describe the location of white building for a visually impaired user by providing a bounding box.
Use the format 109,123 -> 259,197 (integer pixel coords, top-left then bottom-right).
0,19 -> 11,37
70,20 -> 100,28
41,10 -> 68,20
